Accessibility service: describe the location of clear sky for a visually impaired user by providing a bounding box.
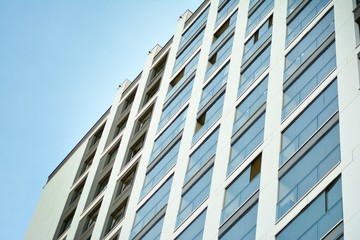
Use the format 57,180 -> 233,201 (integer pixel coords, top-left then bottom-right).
0,0 -> 203,239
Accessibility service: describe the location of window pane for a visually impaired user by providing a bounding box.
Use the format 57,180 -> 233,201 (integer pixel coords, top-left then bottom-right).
200,62 -> 229,110
212,10 -> 238,53
177,167 -> 213,226
176,209 -> 207,240
222,155 -> 261,223
220,203 -> 258,240
131,176 -> 173,239
206,34 -> 234,79
228,112 -> 265,176
243,16 -> 273,64
186,128 -> 219,182
249,0 -> 261,11
280,80 -> 338,165
150,108 -> 188,162
233,76 -> 268,133
173,28 -> 205,74
238,44 -> 271,97
277,177 -> 343,240
286,0 -> 331,44
193,93 -> 225,144
216,0 -> 239,27
282,41 -> 336,119
167,53 -> 200,101
277,123 -> 340,218
159,78 -> 194,129
141,215 -> 164,240
288,0 -> 302,15
246,0 -> 274,36
178,7 -> 210,51
284,9 -> 334,80
141,140 -> 181,198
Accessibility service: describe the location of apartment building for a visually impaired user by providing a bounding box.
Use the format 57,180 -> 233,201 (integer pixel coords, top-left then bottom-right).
26,0 -> 360,239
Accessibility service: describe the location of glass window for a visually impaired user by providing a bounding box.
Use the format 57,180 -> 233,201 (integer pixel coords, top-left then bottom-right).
173,27 -> 205,74
83,204 -> 101,232
222,155 -> 261,223
113,114 -> 128,139
228,112 -> 265,176
193,93 -> 225,144
286,0 -> 331,45
233,76 -> 268,133
70,180 -> 85,204
280,80 -> 338,166
141,140 -> 181,198
282,41 -> 336,119
115,167 -> 136,198
219,202 -> 258,240
178,6 -> 210,51
206,34 -> 234,79
107,201 -> 127,234
134,105 -> 153,134
167,53 -> 200,101
287,0 -> 302,15
58,210 -> 76,237
176,167 -> 213,226
130,176 -> 173,239
141,215 -> 165,240
284,9 -> 334,80
277,123 -> 340,219
104,144 -> 119,167
126,134 -> 146,164
142,80 -> 160,107
212,10 -> 237,53
245,0 -> 274,36
150,107 -> 188,163
238,44 -> 271,97
94,174 -> 110,198
249,0 -> 260,11
199,62 -> 229,110
185,128 -> 219,182
80,153 -> 94,175
89,124 -> 105,148
121,89 -> 137,113
176,209 -> 207,240
216,0 -> 239,27
148,54 -> 167,84
277,177 -> 343,240
158,78 -> 194,129
243,15 -> 272,64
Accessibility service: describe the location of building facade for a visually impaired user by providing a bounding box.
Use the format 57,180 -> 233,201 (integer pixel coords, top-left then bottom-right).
26,0 -> 360,239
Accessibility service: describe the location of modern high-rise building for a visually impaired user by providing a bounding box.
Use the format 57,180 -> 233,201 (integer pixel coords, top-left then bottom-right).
26,0 -> 360,239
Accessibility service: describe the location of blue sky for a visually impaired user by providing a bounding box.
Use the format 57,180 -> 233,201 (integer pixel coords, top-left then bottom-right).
0,0 -> 203,239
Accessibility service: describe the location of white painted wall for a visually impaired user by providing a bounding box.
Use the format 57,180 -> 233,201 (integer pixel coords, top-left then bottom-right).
24,141 -> 87,240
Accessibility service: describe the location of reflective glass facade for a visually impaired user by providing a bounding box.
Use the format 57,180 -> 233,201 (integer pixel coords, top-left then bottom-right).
185,127 -> 219,182
130,176 -> 173,239
284,9 -> 334,80
280,80 -> 338,165
277,123 -> 340,218
277,177 -> 343,240
176,166 -> 213,226
176,209 -> 207,240
228,112 -> 265,175
141,140 -> 181,198
282,41 -> 336,119
238,44 -> 271,97
219,202 -> 258,240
